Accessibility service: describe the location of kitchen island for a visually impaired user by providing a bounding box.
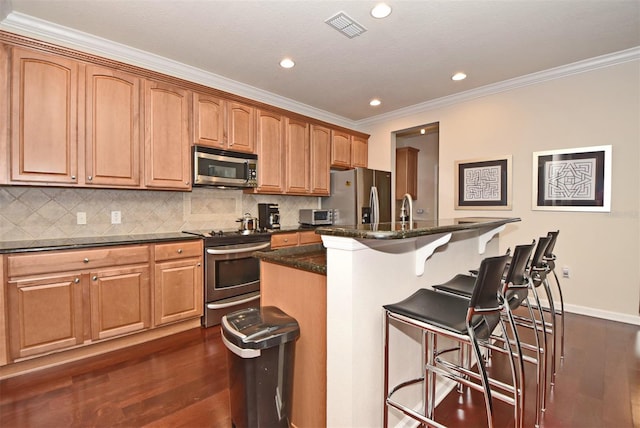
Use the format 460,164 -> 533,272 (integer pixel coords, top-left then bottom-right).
258,217 -> 519,427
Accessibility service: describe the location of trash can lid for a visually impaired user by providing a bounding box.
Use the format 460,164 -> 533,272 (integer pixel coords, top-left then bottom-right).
221,306 -> 300,350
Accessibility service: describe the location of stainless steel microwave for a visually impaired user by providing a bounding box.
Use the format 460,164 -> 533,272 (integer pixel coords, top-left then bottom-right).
193,146 -> 258,188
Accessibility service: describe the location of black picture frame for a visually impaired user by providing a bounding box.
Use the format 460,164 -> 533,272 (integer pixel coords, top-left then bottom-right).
532,145 -> 611,212
455,156 -> 512,210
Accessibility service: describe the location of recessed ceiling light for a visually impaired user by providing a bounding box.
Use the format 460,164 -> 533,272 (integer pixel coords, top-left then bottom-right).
371,3 -> 392,19
280,58 -> 295,69
451,72 -> 467,81
370,99 -> 381,106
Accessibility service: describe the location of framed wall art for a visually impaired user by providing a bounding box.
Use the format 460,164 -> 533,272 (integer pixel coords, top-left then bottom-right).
532,145 -> 611,212
455,155 -> 512,210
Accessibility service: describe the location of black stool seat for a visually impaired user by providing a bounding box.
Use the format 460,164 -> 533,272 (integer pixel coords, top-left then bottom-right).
431,274 -> 475,298
384,288 -> 498,340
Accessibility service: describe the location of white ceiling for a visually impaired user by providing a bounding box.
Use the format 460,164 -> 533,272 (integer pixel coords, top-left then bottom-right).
2,0 -> 639,122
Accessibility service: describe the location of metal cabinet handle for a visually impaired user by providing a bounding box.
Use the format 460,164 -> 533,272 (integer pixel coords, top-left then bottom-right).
71,175 -> 76,180
92,276 -> 97,281
83,258 -> 90,263
88,176 -> 93,181
197,262 -> 201,267
177,248 -> 183,254
74,278 -> 80,284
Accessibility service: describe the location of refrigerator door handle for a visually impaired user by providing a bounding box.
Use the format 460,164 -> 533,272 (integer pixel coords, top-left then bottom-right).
370,186 -> 380,225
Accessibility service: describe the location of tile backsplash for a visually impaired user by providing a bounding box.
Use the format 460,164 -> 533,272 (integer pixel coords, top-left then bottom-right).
0,186 -> 319,241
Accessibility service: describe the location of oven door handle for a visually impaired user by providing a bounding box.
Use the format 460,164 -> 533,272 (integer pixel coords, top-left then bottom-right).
207,293 -> 261,309
206,242 -> 270,255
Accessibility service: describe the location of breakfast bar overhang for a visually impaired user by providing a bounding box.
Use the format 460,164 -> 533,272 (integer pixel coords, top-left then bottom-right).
315,217 -> 520,427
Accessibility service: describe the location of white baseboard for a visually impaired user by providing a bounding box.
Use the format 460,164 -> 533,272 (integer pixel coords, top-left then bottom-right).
535,298 -> 640,326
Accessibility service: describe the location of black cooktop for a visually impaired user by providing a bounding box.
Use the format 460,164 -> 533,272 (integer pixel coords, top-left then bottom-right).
182,230 -> 271,246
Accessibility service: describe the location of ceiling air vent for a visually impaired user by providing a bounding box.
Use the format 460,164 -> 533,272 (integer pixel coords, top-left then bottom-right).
325,11 -> 367,38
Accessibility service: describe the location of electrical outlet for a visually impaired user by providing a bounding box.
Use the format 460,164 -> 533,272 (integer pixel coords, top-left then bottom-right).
562,266 -> 570,278
111,211 -> 122,224
77,212 -> 87,225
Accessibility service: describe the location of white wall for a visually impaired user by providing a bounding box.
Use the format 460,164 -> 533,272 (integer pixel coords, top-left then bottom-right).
363,60 -> 640,323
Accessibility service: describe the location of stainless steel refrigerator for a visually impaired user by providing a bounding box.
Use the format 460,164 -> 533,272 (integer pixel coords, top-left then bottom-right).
321,168 -> 392,225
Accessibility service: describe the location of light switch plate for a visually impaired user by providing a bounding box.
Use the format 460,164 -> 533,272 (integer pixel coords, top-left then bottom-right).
111,211 -> 121,224
77,212 -> 87,225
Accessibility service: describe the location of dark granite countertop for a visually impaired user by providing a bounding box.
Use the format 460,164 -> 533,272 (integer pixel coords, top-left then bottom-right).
0,232 -> 202,254
255,243 -> 326,276
315,217 -> 520,240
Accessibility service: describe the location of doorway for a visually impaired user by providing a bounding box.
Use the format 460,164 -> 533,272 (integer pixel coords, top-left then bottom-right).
393,123 -> 439,221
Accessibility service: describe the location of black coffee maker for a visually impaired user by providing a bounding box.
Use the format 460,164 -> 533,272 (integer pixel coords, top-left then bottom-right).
258,203 -> 280,230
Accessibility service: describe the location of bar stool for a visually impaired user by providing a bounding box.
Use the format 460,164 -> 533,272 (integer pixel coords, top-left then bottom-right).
383,254 -> 524,428
543,230 -> 565,362
432,242 -> 547,427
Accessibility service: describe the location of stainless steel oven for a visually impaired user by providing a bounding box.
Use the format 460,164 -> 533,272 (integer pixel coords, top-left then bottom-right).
183,231 -> 271,327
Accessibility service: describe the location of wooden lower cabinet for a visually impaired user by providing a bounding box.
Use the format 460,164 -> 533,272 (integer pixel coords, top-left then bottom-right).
154,258 -> 203,326
7,273 -> 84,360
153,241 -> 203,326
260,261 -> 327,428
3,240 -> 203,365
90,265 -> 150,340
271,230 -> 322,249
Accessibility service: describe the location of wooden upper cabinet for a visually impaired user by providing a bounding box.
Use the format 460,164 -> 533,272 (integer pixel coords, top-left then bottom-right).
10,48 -> 79,184
310,124 -> 331,195
396,146 -> 419,200
0,44 -> 9,185
256,109 -> 285,193
193,92 -> 225,149
351,135 -> 368,168
331,130 -> 351,169
227,101 -> 256,153
85,65 -> 141,187
285,117 -> 310,194
144,80 -> 191,189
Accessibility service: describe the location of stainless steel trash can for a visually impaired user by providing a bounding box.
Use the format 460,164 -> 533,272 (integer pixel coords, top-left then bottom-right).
222,306 -> 300,428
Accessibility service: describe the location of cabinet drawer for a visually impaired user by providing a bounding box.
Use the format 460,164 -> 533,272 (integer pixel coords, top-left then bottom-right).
299,231 -> 322,245
154,240 -> 203,261
271,233 -> 299,249
7,245 -> 150,278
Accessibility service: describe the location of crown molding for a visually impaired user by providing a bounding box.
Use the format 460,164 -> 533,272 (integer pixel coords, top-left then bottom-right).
0,11 -> 355,129
356,46 -> 640,127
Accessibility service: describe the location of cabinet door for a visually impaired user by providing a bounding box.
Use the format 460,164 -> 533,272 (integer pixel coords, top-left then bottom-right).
7,273 -> 84,360
396,147 -> 419,200
310,125 -> 331,195
0,256 -> 7,365
285,117 -> 310,194
86,65 -> 141,187
193,92 -> 225,149
227,101 -> 255,153
10,48 -> 79,184
144,80 -> 191,189
89,265 -> 150,340
351,135 -> 368,168
154,257 -> 203,326
256,110 -> 285,193
0,44 -> 9,185
331,130 -> 351,169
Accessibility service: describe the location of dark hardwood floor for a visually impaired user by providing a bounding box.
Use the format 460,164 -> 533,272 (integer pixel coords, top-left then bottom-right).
1,312 -> 638,427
